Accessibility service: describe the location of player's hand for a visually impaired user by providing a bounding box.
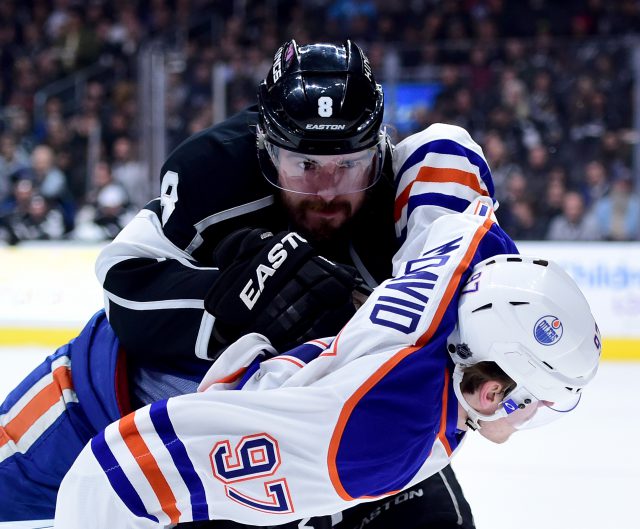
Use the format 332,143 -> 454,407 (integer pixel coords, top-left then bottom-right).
205,228 -> 359,350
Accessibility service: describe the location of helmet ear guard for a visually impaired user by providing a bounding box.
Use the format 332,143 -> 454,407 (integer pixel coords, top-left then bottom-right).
448,255 -> 602,430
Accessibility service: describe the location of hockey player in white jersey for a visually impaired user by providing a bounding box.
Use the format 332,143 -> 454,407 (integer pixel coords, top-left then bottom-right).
53,195 -> 601,528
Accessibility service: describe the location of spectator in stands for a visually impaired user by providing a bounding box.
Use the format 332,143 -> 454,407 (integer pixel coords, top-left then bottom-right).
4,107 -> 36,154
45,0 -> 71,41
546,190 -> 601,241
482,131 -> 523,206
55,5 -> 102,73
73,161 -> 134,241
540,177 -> 568,225
29,144 -> 66,200
528,68 -> 563,147
500,66 -> 530,122
107,5 -> 144,59
8,193 -> 65,242
0,133 -> 30,203
504,198 -> 548,240
525,144 -> 552,193
186,60 -> 213,111
72,182 -> 134,241
78,160 -> 122,210
592,167 -> 640,241
28,144 -> 74,230
567,74 -> 607,159
599,130 -> 630,173
110,136 -> 149,210
0,0 -> 639,243
581,159 -> 610,208
494,169 -> 528,231
0,178 -> 65,244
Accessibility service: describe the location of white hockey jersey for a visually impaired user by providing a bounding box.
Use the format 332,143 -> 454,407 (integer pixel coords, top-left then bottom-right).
54,126 -> 515,528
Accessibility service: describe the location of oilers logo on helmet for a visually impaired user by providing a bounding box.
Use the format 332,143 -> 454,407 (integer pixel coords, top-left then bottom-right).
534,315 -> 563,346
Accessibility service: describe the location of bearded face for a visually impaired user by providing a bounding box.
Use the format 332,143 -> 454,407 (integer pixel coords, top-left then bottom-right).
279,190 -> 366,241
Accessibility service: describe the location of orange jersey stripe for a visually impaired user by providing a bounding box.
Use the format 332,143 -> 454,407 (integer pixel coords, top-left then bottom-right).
0,365 -> 73,448
269,356 -> 305,368
328,216 -> 494,500
394,166 -> 489,222
213,367 -> 248,385
415,216 -> 493,349
319,329 -> 344,358
119,413 -> 181,524
436,368 -> 453,456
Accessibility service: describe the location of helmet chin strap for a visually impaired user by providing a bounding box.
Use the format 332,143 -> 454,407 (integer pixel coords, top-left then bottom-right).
452,364 -> 507,431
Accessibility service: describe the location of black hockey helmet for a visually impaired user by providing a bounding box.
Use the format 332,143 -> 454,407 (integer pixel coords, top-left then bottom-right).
258,40 -> 384,154
257,40 -> 386,195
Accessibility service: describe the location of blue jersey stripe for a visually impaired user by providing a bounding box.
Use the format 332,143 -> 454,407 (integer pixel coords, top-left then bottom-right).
397,193 -> 471,245
444,361 -> 463,449
396,138 -> 495,199
236,342 -> 325,390
227,483 -> 291,512
235,356 -> 264,390
91,430 -> 159,522
280,342 -> 325,364
407,193 -> 471,240
407,193 -> 471,222
149,400 -> 209,520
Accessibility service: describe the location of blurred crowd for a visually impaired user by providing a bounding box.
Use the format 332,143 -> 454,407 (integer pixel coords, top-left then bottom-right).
1,0 -> 640,244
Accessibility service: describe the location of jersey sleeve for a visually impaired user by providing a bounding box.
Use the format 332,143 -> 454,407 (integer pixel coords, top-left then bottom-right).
55,206 -> 518,528
392,123 -> 497,246
95,108 -> 278,363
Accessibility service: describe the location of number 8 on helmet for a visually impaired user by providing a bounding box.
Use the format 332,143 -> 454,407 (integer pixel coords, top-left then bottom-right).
257,39 -> 388,196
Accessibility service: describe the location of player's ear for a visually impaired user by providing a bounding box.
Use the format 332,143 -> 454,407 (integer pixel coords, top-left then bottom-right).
476,380 -> 505,413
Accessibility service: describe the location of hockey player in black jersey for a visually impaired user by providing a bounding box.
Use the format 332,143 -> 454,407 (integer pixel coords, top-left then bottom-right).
94,40 -> 489,529
99,40 -> 396,372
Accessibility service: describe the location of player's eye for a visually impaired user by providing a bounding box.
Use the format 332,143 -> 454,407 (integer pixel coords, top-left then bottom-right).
337,160 -> 358,169
299,160 -> 318,171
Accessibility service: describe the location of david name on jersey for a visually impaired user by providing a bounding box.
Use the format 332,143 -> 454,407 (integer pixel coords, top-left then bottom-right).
369,236 -> 463,334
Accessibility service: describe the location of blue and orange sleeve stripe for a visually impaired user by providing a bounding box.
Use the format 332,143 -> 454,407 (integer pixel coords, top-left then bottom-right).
91,401 -> 208,523
394,166 -> 490,223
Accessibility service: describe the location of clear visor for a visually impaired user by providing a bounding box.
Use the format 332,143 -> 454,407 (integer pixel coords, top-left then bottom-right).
500,386 -> 581,430
264,135 -> 384,196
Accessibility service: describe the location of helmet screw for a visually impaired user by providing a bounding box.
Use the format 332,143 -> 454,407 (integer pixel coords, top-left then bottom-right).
524,399 -> 531,404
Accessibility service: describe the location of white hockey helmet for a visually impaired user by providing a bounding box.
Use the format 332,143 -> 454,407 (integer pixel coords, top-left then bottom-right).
448,255 -> 601,429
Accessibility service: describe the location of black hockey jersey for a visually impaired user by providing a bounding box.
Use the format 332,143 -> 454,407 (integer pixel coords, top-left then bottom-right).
96,106 -> 398,373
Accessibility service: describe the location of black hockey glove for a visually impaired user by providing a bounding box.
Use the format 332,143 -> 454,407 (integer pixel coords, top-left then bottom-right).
205,228 -> 359,350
